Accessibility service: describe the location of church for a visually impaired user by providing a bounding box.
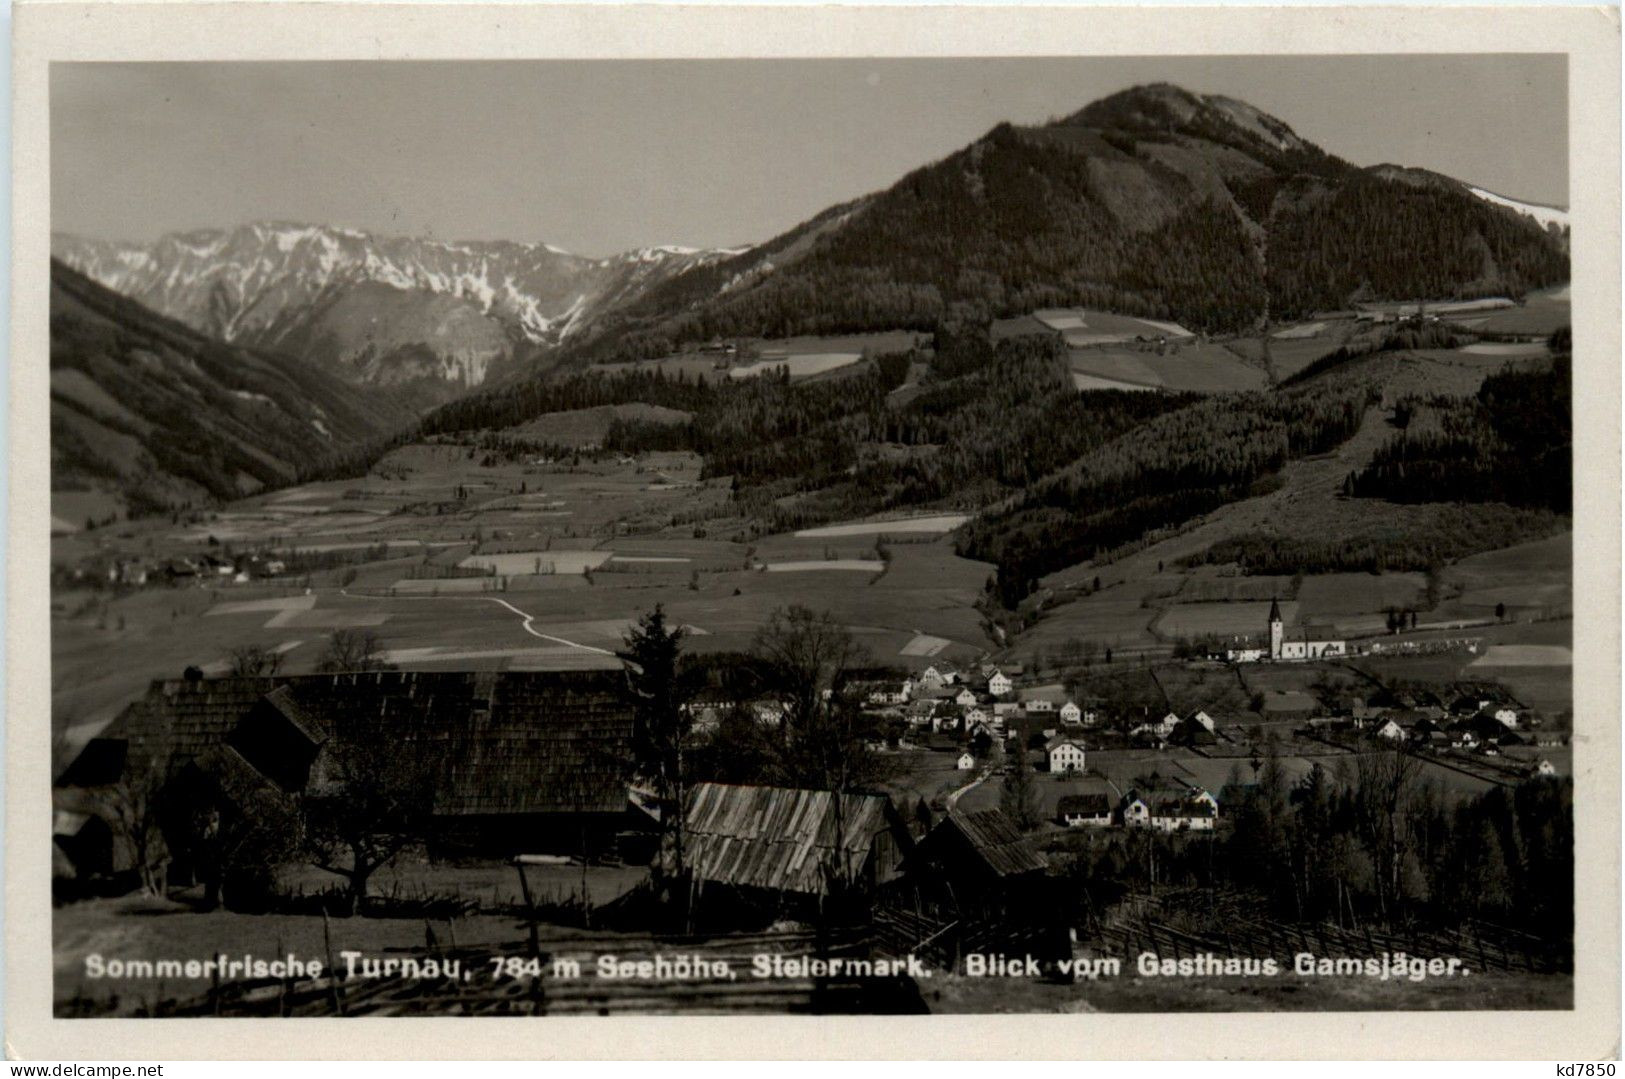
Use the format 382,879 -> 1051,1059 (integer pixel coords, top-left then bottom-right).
1267,598 -> 1347,661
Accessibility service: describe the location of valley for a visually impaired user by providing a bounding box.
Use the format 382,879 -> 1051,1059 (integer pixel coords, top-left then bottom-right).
46,76 -> 1579,1019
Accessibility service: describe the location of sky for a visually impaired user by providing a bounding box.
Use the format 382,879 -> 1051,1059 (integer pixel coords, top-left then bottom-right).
52,56 -> 1567,258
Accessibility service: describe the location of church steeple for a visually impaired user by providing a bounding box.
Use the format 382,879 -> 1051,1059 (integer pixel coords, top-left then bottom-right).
1268,597 -> 1282,624
1267,598 -> 1284,659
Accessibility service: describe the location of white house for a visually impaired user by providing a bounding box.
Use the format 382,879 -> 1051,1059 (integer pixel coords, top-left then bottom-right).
988,671 -> 1013,697
1057,794 -> 1113,828
1535,758 -> 1558,777
1493,707 -> 1520,729
955,688 -> 979,708
1046,737 -> 1087,773
919,667 -> 946,690
1059,702 -> 1082,726
1188,710 -> 1216,733
1024,699 -> 1055,714
1120,796 -> 1152,828
964,707 -> 989,728
1149,798 -> 1217,832
1375,719 -> 1406,742
956,752 -> 976,771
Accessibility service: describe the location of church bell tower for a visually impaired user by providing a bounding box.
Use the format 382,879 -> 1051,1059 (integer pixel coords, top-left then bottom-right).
1267,598 -> 1284,659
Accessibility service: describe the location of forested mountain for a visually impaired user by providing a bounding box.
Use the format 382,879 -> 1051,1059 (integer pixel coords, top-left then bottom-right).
50,260 -> 415,518
426,330 -> 1190,535
1347,343 -> 1571,512
556,83 -> 1568,363
957,379 -> 1377,603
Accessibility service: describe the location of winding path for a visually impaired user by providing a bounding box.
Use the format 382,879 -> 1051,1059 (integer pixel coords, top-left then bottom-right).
337,588 -> 616,656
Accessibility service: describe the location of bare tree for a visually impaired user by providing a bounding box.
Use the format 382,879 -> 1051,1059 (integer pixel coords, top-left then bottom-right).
1000,739 -> 1042,831
751,605 -> 893,792
104,742 -> 173,896
227,643 -> 284,677
1348,747 -> 1426,918
300,737 -> 433,914
315,629 -> 396,674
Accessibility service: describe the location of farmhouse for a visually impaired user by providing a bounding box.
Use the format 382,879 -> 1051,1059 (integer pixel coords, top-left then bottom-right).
987,670 -> 1013,697
954,688 -> 979,708
1045,736 -> 1087,773
1149,798 -> 1217,832
681,783 -> 913,904
55,671 -> 641,878
1167,715 -> 1217,747
1130,712 -> 1180,740
1056,794 -> 1113,828
1375,719 -> 1407,742
956,752 -> 976,771
1059,702 -> 1083,726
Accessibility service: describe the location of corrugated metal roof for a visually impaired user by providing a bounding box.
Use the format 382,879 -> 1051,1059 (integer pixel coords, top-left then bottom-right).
945,810 -> 1049,877
683,782 -> 901,896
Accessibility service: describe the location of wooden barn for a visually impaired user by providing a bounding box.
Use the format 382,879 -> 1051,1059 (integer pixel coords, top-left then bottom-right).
876,809 -> 1064,969
54,670 -> 642,882
678,782 -> 914,913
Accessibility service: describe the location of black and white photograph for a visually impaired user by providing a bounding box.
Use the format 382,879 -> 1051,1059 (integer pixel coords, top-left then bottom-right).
8,2 -> 1620,1059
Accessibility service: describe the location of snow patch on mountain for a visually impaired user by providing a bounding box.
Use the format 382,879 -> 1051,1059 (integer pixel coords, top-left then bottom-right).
1468,187 -> 1570,231
53,222 -> 749,388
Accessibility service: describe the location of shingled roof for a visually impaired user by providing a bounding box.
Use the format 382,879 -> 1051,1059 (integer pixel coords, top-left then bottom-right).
944,810 -> 1050,878
65,671 -> 636,817
682,782 -> 909,897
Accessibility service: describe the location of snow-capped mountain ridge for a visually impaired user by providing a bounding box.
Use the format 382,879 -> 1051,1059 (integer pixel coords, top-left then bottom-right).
52,222 -> 740,393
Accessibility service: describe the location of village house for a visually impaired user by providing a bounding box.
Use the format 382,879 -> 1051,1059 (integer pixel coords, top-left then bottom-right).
1492,707 -> 1521,729
1375,718 -> 1407,742
1167,715 -> 1217,747
1130,712 -> 1180,740
54,670 -> 642,881
954,687 -> 979,708
1045,736 -> 1087,773
1059,701 -> 1082,726
1056,794 -> 1113,828
1148,797 -> 1217,832
1534,758 -> 1558,777
987,670 -> 1013,697
956,751 -> 976,771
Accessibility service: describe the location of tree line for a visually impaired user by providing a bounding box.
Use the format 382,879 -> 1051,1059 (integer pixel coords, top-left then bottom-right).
959,380 -> 1376,606
1347,351 -> 1571,513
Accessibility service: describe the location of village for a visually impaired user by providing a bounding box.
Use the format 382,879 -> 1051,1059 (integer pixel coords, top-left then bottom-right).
47,573 -> 1574,1018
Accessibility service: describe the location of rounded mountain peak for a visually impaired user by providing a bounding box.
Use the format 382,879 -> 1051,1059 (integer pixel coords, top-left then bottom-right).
1062,82 -> 1309,155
